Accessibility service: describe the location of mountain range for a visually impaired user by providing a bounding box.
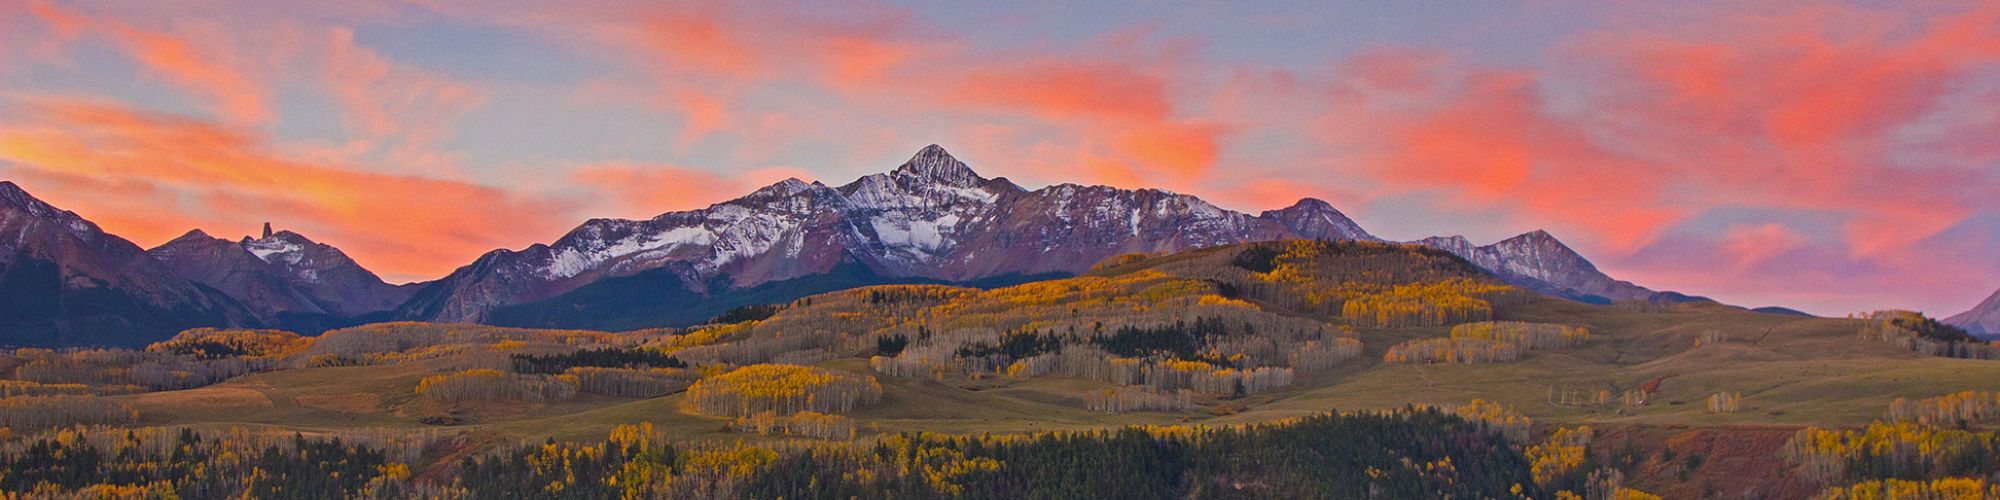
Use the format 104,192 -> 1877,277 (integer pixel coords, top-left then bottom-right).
148,225 -> 413,333
1,145 -> 1689,346
0,181 -> 256,346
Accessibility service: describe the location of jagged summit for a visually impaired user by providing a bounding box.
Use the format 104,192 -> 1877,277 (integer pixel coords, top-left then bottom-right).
892,144 -> 985,187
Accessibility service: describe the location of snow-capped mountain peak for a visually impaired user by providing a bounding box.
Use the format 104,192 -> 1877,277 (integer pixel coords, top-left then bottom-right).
243,231 -> 308,265
1414,230 -> 1658,304
892,144 -> 985,187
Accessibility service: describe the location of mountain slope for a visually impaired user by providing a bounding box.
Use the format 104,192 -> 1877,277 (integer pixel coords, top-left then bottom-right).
0,181 -> 257,347
148,226 -> 413,328
150,229 -> 326,317
400,145 -> 1381,326
1415,231 -> 1661,304
1946,288 -> 2000,337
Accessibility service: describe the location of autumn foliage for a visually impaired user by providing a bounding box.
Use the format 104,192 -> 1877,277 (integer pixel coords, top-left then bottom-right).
1527,426 -> 1592,487
414,369 -> 579,403
1783,421 -> 2000,485
1384,337 -> 1521,364
1226,241 -> 1531,328
1450,321 -> 1590,349
1887,391 -> 2000,427
1818,478 -> 2000,499
0,396 -> 137,432
686,364 -> 883,417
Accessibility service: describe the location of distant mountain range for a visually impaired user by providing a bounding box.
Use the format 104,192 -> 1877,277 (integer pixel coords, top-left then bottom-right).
0,145 -> 1697,346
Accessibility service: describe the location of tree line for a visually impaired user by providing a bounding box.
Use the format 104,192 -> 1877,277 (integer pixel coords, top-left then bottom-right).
455,408 -> 1552,499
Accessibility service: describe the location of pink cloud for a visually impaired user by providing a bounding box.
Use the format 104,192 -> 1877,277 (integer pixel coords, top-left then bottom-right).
1318,2 -> 2000,258
26,1 -> 270,124
1722,224 -> 1809,267
570,163 -> 812,218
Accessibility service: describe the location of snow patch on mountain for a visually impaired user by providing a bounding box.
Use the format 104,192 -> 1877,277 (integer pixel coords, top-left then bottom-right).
244,237 -> 304,265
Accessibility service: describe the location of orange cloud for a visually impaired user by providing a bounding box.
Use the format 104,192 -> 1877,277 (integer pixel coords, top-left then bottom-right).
945,59 -> 1174,122
26,1 -> 269,124
1111,122 -> 1225,180
0,96 -> 572,281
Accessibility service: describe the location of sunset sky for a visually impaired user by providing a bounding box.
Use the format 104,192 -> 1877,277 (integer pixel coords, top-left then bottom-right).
1,1 -> 1996,317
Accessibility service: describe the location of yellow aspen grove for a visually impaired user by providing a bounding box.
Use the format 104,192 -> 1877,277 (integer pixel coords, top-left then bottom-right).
686,364 -> 883,417
1818,478 -> 2000,499
1452,399 -> 1533,442
1854,310 -> 2000,360
1384,338 -> 1522,364
1527,426 -> 1592,486
0,395 -> 138,431
1706,391 -> 1742,413
1781,421 -> 2000,485
1449,321 -> 1590,349
1886,391 -> 2000,426
1083,386 -> 1195,413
